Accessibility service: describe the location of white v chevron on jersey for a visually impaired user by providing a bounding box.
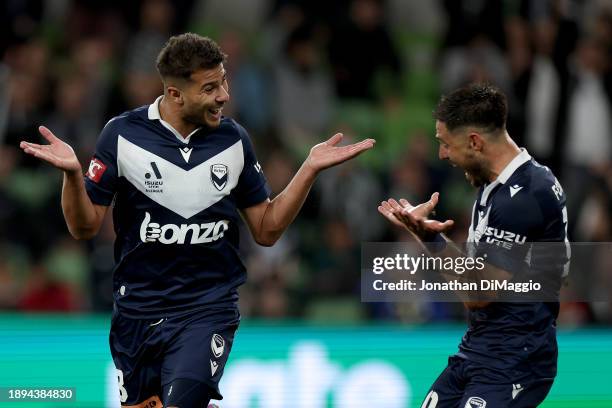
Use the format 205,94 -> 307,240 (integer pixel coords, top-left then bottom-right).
117,135 -> 244,219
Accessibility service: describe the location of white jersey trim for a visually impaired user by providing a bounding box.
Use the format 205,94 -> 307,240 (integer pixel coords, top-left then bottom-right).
480,148 -> 531,206
117,135 -> 244,219
148,96 -> 201,144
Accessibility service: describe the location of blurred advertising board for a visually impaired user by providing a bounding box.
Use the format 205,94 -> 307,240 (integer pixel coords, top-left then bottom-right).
0,315 -> 610,407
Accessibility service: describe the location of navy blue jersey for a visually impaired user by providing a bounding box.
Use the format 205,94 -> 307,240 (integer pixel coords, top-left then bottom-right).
459,149 -> 569,378
85,97 -> 270,318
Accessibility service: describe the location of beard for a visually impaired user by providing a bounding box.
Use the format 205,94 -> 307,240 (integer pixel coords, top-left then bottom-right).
182,105 -> 207,127
182,102 -> 224,130
463,162 -> 489,188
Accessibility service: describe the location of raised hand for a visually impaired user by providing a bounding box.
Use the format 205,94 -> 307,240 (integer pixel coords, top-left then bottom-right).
378,192 -> 454,240
20,126 -> 81,174
305,133 -> 375,173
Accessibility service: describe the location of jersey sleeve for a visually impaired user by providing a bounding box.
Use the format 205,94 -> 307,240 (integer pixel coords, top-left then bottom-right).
531,179 -> 570,277
478,182 -> 567,279
232,124 -> 270,209
84,119 -> 120,206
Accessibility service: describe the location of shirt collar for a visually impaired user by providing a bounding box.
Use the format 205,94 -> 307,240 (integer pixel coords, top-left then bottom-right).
480,148 -> 531,206
496,148 -> 531,184
147,95 -> 163,120
147,95 -> 200,144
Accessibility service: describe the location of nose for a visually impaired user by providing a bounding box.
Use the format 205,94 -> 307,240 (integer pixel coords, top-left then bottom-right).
438,145 -> 448,160
217,85 -> 230,103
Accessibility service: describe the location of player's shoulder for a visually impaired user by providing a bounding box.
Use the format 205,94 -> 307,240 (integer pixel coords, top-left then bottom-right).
101,106 -> 149,136
219,117 -> 249,139
518,159 -> 562,200
502,158 -> 564,214
217,117 -> 258,155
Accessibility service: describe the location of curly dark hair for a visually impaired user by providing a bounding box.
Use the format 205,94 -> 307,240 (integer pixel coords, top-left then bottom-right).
156,33 -> 227,80
434,83 -> 507,133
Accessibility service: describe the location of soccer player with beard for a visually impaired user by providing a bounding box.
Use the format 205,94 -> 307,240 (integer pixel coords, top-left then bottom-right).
379,84 -> 568,407
20,33 -> 374,408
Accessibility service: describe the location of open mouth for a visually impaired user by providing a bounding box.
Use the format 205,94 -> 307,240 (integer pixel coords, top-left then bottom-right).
208,107 -> 223,120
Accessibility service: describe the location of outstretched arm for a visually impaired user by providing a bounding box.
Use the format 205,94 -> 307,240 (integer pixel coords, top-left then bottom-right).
242,133 -> 375,246
20,126 -> 108,239
378,193 -> 509,309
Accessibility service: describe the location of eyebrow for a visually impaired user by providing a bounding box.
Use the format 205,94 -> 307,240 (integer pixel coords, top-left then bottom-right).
201,81 -> 217,90
200,73 -> 227,90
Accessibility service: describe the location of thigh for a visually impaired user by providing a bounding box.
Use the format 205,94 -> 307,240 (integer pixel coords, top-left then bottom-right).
460,378 -> 554,408
420,357 -> 467,408
110,313 -> 166,406
161,312 -> 239,403
511,378 -> 554,408
162,378 -> 212,408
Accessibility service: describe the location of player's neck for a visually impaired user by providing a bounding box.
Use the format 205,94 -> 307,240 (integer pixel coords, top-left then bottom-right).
487,134 -> 521,182
159,97 -> 198,139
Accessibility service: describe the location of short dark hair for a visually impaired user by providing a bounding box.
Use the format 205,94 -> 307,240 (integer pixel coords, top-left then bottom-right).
156,33 -> 226,80
434,83 -> 507,133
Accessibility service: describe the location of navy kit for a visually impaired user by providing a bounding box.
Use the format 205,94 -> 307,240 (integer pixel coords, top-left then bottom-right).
421,150 -> 569,408
422,356 -> 554,408
85,96 -> 270,404
110,307 -> 239,405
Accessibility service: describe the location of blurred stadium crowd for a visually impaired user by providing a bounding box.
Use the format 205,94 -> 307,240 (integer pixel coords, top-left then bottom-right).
0,0 -> 611,325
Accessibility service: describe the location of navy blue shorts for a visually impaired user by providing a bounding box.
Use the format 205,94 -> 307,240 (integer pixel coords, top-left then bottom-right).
420,356 -> 554,408
109,308 -> 239,406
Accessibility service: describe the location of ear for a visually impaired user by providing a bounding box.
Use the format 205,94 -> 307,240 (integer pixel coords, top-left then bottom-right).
166,86 -> 183,105
468,132 -> 484,152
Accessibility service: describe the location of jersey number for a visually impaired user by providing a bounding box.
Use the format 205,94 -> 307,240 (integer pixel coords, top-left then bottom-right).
421,390 -> 439,408
116,369 -> 128,403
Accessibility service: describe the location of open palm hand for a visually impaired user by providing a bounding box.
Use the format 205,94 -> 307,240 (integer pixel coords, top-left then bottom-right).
20,126 -> 81,174
378,192 -> 454,240
306,133 -> 375,172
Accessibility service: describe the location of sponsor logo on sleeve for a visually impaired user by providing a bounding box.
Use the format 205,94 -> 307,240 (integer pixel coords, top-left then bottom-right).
86,158 -> 107,183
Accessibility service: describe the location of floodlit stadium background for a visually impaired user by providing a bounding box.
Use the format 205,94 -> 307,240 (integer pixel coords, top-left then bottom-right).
1,1 -> 611,407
